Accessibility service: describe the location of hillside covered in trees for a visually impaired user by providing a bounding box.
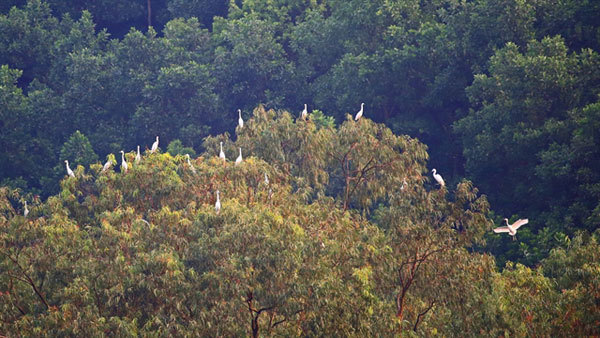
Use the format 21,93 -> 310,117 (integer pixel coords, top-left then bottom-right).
1,0 -> 600,335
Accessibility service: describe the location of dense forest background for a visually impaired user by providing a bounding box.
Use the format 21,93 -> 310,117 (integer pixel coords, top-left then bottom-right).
1,0 -> 600,335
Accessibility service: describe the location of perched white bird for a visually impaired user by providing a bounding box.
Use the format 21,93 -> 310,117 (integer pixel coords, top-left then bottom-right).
235,147 -> 243,165
401,177 -> 407,191
102,158 -> 113,172
238,109 -> 244,129
65,160 -> 75,177
150,136 -> 159,153
264,172 -> 269,185
135,145 -> 141,163
432,169 -> 445,187
23,201 -> 29,217
355,102 -> 364,121
219,142 -> 226,161
215,190 -> 221,214
493,218 -> 529,241
301,104 -> 308,120
185,154 -> 197,174
120,150 -> 128,173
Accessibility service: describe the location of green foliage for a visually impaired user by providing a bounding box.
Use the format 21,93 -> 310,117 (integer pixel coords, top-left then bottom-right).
166,139 -> 196,157
456,36 -> 600,263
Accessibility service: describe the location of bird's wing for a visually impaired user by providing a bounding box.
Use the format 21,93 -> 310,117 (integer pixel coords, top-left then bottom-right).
512,219 -> 529,230
493,226 -> 510,233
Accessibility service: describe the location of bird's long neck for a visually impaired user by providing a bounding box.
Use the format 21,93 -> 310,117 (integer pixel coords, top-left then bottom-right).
220,143 -> 223,152
122,152 -> 125,162
217,191 -> 220,200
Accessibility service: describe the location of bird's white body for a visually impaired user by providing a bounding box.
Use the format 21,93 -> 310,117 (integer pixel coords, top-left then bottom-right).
401,177 -> 407,191
264,172 -> 269,185
215,190 -> 221,213
65,160 -> 75,177
120,150 -> 128,173
301,104 -> 308,119
493,218 -> 529,240
355,103 -> 364,121
235,148 -> 243,165
432,169 -> 445,187
238,109 -> 244,129
185,154 -> 196,174
23,201 -> 29,217
102,159 -> 112,172
219,142 -> 226,161
151,136 -> 159,153
135,145 -> 141,163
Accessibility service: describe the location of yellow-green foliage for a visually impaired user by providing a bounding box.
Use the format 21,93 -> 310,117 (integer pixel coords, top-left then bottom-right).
1,110 -> 599,336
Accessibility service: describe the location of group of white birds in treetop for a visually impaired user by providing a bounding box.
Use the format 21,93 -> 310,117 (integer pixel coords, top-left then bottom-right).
51,104 -> 528,239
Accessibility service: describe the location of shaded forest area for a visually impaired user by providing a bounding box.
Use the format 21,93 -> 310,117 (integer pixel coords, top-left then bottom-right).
1,0 -> 600,333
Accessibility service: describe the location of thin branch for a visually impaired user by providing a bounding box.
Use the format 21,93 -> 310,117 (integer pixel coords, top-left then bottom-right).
413,300 -> 436,332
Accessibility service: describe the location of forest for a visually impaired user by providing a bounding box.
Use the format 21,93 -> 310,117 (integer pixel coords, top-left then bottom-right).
1,0 -> 599,335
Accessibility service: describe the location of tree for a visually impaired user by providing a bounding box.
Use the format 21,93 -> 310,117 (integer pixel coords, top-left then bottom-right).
455,36 -> 600,263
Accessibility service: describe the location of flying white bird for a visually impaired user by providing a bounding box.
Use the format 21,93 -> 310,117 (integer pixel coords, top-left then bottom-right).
235,147 -> 243,166
135,145 -> 141,163
120,150 -> 128,173
215,190 -> 221,214
150,136 -> 159,153
238,109 -> 244,129
301,104 -> 308,119
493,218 -> 529,241
219,142 -> 226,161
432,169 -> 445,187
65,160 -> 75,177
102,158 -> 113,172
355,102 -> 364,121
23,201 -> 29,217
185,154 -> 197,174
264,172 -> 269,185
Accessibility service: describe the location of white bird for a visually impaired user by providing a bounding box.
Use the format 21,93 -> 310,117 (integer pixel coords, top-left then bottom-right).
185,154 -> 197,174
238,109 -> 244,129
135,145 -> 141,163
23,201 -> 29,217
401,177 -> 407,191
102,158 -> 113,172
432,169 -> 445,187
301,104 -> 308,119
150,136 -> 159,153
355,102 -> 364,121
65,160 -> 75,177
215,190 -> 221,214
235,147 -> 243,165
219,142 -> 226,161
120,150 -> 128,173
493,218 -> 529,241
264,172 -> 269,185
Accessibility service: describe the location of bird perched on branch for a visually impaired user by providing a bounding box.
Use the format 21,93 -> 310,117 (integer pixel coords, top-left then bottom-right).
235,148 -> 243,166
355,103 -> 364,121
65,160 -> 75,177
432,169 -> 445,187
150,136 -> 159,154
219,142 -> 226,161
120,150 -> 128,173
